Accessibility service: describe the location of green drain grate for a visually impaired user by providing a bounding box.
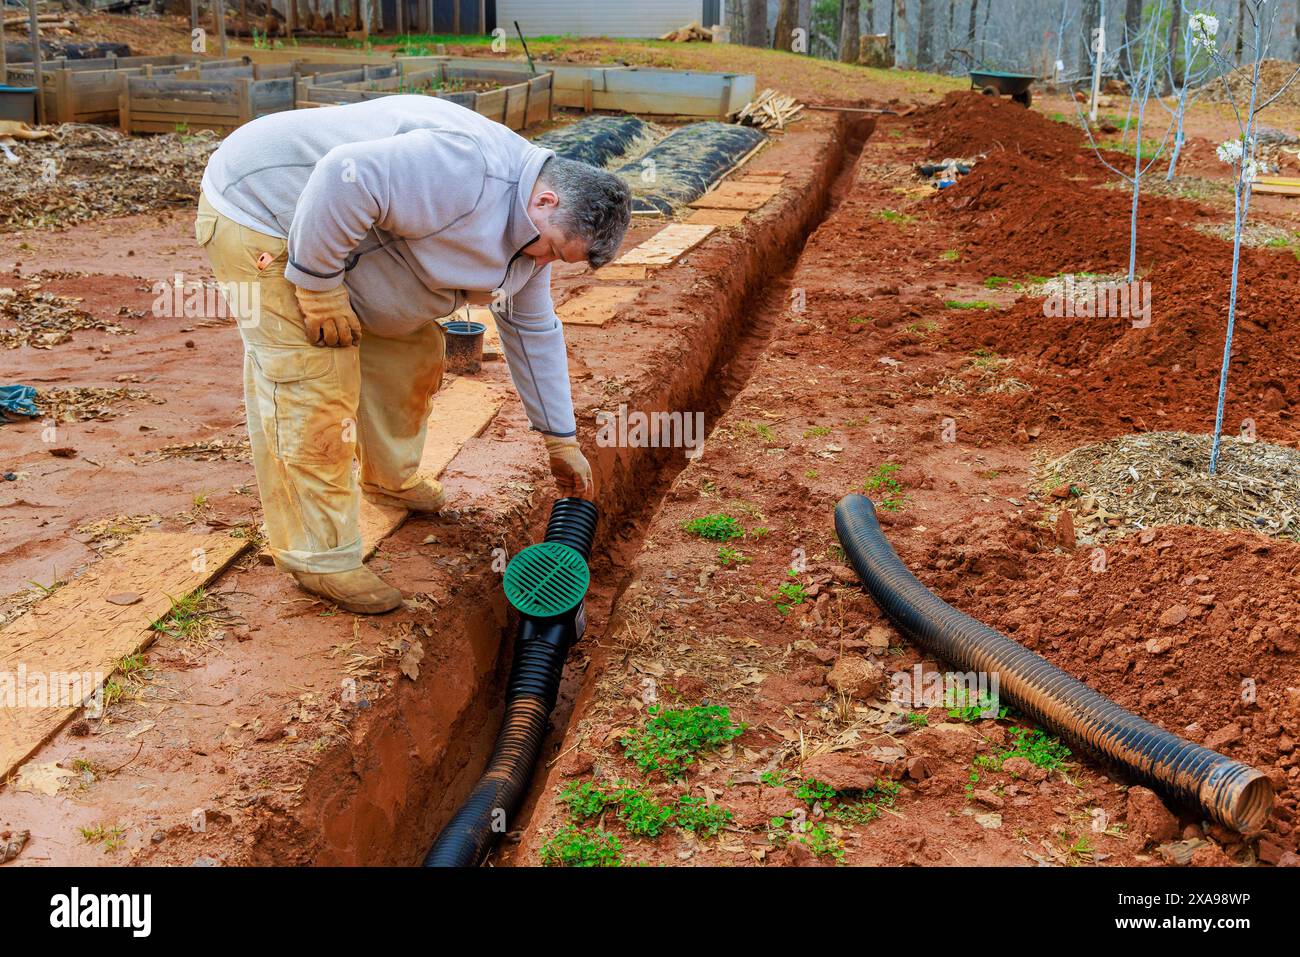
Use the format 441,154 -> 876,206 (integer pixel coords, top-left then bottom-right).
503,542 -> 590,617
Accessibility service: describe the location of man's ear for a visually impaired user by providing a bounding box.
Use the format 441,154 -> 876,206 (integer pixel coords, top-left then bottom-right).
532,189 -> 560,210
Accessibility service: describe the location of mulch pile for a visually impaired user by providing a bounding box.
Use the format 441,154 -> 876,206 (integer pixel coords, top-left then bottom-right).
1196,58 -> 1300,108
0,124 -> 218,232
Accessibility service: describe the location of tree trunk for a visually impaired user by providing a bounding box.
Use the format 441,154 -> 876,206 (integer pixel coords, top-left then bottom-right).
774,0 -> 799,51
864,0 -> 874,35
1079,0 -> 1100,77
916,0 -> 935,70
966,0 -> 977,46
743,0 -> 767,46
1166,0 -> 1182,94
893,0 -> 908,67
1236,0 -> 1247,62
1123,0 -> 1142,75
1295,0 -> 1300,60
839,0 -> 861,62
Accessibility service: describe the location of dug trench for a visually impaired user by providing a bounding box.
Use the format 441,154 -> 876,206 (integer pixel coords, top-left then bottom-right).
505,94 -> 1299,868
0,111 -> 874,864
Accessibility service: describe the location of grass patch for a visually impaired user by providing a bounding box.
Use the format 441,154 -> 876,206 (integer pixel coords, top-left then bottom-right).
717,545 -> 750,567
619,705 -> 746,780
681,513 -> 744,541
538,824 -> 623,867
968,726 -> 1072,798
864,462 -> 906,511
770,569 -> 808,615
944,299 -> 994,310
878,209 -> 914,224
78,823 -> 125,853
734,420 -> 777,443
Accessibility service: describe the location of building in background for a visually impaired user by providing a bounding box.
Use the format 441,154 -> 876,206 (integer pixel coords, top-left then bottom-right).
497,0 -> 722,39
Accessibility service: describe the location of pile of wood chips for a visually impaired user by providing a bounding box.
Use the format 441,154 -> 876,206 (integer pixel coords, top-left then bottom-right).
659,20 -> 714,42
737,89 -> 804,131
1041,431 -> 1300,544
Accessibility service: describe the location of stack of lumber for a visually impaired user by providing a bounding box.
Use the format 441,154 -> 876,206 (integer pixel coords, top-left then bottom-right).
3,12 -> 76,31
659,20 -> 713,42
737,88 -> 803,131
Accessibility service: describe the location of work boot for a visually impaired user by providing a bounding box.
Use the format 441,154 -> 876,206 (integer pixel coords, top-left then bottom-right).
362,473 -> 445,513
291,567 -> 403,614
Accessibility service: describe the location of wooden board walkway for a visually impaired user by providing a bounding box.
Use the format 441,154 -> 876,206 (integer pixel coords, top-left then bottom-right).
0,532 -> 249,782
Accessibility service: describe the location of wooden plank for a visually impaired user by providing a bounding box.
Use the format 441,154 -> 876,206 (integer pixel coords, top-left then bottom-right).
0,532 -> 249,783
1252,182 -> 1300,196
357,377 -> 503,556
613,223 -> 716,267
685,208 -> 749,227
557,285 -> 641,327
594,264 -> 649,280
689,180 -> 783,210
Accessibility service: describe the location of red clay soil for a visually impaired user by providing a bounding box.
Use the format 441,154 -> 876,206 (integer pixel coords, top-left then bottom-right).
904,93 -> 1299,451
0,114 -> 854,865
509,94 -> 1298,868
955,524 -> 1300,862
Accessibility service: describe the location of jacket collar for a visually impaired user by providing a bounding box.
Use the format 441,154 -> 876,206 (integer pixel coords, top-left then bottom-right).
509,146 -> 554,253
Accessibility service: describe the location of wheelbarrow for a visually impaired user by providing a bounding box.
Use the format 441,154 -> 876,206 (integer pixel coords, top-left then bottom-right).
969,70 -> 1036,108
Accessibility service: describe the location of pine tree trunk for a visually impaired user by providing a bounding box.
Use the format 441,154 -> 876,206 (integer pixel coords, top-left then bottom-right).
774,0 -> 800,51
1166,1 -> 1182,94
1123,0 -> 1142,75
1080,0 -> 1100,78
743,0 -> 768,46
839,0 -> 861,61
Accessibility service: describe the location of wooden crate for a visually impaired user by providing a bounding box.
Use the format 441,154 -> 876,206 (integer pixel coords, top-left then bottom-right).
117,60 -> 370,134
399,57 -> 755,118
298,62 -> 552,133
120,75 -> 296,134
4,55 -> 246,125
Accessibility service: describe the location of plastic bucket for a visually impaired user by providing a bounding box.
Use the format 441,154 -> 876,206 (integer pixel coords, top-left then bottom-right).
441,319 -> 486,375
0,87 -> 38,125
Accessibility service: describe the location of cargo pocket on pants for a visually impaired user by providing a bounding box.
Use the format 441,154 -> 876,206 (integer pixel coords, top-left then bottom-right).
249,346 -> 347,465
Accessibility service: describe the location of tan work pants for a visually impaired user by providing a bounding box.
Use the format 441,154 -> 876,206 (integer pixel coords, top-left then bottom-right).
196,193 -> 445,573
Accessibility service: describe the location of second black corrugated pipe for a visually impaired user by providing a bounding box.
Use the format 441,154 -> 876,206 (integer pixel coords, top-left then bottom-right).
834,493 -> 1272,833
424,497 -> 598,867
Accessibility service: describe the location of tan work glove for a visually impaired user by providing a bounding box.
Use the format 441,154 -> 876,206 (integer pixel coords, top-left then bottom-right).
295,285 -> 362,348
544,435 -> 594,500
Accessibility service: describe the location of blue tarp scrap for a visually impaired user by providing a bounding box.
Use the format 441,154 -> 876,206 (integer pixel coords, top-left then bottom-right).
0,385 -> 40,421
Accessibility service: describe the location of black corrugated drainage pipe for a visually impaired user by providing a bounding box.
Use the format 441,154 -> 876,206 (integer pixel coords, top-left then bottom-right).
834,493 -> 1273,834
425,497 -> 599,867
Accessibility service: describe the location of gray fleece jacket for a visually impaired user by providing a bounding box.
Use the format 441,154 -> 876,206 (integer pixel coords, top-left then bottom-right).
201,95 -> 575,437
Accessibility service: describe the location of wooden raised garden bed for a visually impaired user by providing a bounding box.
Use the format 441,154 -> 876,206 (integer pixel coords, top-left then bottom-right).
400,56 -> 756,119
298,61 -> 552,132
118,61 -> 373,135
3,54 -> 246,125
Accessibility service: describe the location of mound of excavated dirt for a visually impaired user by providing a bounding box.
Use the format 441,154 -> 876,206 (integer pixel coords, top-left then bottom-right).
937,237 -> 1300,449
952,524 -> 1300,863
934,149 -> 1219,276
914,91 -> 1085,164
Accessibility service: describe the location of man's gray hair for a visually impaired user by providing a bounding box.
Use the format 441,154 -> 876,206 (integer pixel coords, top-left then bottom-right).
537,157 -> 632,269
